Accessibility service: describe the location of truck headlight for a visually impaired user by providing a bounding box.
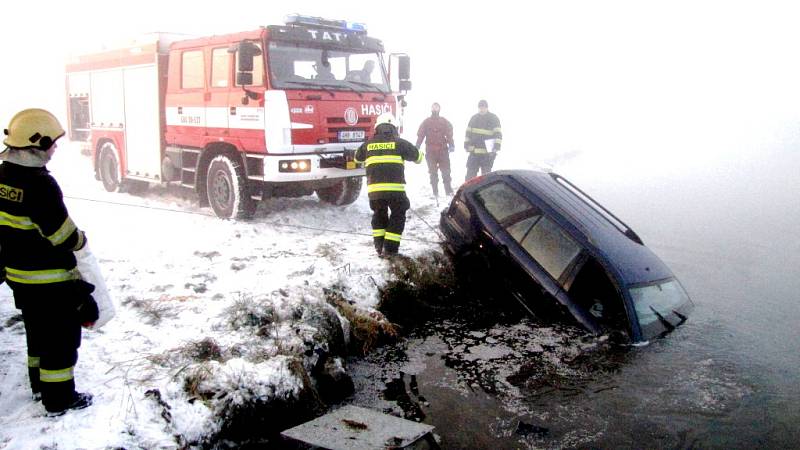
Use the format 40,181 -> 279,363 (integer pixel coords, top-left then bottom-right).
279,159 -> 312,173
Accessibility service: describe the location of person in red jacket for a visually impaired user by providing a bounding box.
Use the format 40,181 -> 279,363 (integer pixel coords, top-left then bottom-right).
416,102 -> 455,197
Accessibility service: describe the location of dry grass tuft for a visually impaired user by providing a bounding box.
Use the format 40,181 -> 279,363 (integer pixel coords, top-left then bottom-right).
324,285 -> 398,356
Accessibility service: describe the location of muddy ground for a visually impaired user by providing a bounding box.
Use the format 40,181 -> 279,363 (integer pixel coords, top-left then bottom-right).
332,252 -> 628,449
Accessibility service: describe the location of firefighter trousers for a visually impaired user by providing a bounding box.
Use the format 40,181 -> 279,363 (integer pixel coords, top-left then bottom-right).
16,284 -> 84,413
425,150 -> 452,195
465,152 -> 497,181
369,195 -> 410,255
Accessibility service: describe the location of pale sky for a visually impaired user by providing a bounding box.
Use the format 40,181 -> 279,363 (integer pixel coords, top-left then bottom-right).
3,0 -> 800,170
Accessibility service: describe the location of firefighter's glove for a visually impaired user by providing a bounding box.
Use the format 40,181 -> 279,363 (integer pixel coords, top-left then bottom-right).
75,280 -> 99,328
79,297 -> 99,328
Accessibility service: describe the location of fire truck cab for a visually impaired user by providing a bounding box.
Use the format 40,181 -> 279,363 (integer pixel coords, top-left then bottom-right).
65,15 -> 411,219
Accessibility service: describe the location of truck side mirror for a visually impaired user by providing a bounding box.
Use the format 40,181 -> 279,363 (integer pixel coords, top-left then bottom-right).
234,41 -> 262,73
238,51 -> 254,72
237,72 -> 254,86
388,53 -> 412,93
398,55 -> 411,81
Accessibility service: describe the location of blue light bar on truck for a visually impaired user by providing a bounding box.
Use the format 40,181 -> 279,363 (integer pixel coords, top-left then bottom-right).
345,22 -> 367,32
284,14 -> 367,34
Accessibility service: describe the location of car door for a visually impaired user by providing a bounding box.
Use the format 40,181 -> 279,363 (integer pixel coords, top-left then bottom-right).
469,181 -> 557,314
440,189 -> 478,256
471,180 -> 600,332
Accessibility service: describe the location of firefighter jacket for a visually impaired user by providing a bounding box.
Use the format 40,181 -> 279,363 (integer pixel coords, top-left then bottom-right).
355,128 -> 423,200
465,112 -> 502,154
0,162 -> 86,289
415,114 -> 454,153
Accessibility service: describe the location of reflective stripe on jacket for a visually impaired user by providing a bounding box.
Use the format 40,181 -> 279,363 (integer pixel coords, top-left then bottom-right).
465,112 -> 502,153
355,130 -> 423,199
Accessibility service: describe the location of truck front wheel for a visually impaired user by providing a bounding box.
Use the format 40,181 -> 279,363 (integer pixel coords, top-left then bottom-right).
316,177 -> 362,206
98,142 -> 122,192
206,155 -> 255,219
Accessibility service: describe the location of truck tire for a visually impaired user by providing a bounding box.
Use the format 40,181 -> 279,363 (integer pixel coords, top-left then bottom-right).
316,177 -> 362,205
98,142 -> 122,192
206,155 -> 255,219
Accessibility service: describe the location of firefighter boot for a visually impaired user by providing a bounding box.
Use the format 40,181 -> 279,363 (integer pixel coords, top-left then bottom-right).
373,237 -> 384,256
383,238 -> 400,257
42,375 -> 91,416
45,392 -> 93,417
28,362 -> 41,401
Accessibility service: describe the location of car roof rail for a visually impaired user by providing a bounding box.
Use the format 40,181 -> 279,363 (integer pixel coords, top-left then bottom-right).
550,173 -> 644,245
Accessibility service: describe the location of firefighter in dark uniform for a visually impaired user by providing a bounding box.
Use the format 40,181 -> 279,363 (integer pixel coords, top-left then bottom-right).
355,113 -> 423,256
464,99 -> 503,181
1,108 -> 97,416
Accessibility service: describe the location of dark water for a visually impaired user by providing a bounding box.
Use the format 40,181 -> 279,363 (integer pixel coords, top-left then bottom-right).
345,150 -> 800,448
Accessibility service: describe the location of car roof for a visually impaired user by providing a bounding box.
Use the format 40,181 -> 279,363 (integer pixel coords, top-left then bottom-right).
488,170 -> 674,286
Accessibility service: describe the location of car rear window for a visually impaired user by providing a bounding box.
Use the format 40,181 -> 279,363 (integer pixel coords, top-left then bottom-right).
475,182 -> 532,223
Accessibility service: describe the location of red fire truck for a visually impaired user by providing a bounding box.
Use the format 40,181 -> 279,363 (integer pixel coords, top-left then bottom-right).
65,15 -> 411,218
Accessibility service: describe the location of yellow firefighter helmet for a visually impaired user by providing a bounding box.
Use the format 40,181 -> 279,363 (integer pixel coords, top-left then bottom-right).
3,108 -> 65,150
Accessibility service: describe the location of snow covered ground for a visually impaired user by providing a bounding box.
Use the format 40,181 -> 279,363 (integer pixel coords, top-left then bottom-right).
0,139 -> 462,449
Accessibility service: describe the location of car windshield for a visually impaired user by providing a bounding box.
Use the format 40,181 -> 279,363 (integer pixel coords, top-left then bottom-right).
267,42 -> 388,93
629,278 -> 692,340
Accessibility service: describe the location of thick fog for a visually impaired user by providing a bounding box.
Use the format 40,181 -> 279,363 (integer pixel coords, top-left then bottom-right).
2,0 -> 798,252
1,2 -> 799,445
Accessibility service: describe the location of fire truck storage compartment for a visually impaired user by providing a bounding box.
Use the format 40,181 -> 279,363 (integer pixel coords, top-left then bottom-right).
87,65 -> 162,181
67,37 -> 166,183
66,73 -> 92,141
121,66 -> 162,180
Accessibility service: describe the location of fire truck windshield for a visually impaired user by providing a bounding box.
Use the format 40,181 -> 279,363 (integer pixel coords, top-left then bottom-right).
268,42 -> 389,94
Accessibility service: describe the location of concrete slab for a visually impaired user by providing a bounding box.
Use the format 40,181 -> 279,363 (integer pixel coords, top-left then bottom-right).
281,405 -> 436,449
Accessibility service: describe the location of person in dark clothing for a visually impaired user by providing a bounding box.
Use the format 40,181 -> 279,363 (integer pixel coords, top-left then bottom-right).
1,108 -> 98,416
355,112 -> 423,256
464,99 -> 503,181
313,60 -> 335,81
416,102 -> 455,197
347,60 -> 375,83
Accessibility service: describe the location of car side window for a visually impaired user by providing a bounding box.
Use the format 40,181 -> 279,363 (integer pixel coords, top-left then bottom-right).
475,182 -> 533,224
506,214 -> 541,242
520,216 -> 582,281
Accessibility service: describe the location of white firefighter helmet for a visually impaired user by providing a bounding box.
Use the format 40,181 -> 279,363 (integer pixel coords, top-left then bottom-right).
374,112 -> 397,130
3,108 -> 65,150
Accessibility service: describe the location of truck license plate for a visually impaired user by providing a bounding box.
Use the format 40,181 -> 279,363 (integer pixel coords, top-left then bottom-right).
338,130 -> 365,142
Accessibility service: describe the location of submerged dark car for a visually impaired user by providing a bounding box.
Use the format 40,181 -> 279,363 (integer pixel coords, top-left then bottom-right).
440,169 -> 693,344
